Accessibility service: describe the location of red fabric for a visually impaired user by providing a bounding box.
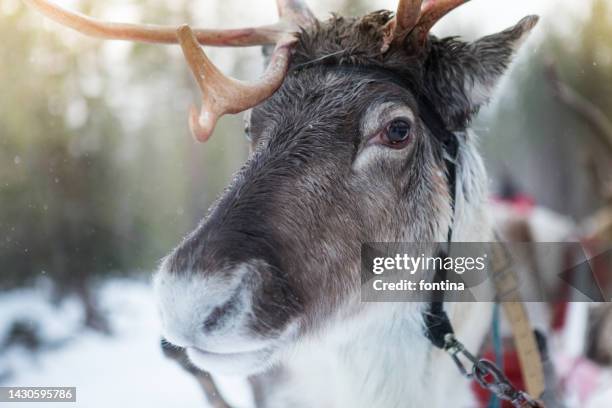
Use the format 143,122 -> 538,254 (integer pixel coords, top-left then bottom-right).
551,246 -> 575,331
551,301 -> 568,331
491,194 -> 536,215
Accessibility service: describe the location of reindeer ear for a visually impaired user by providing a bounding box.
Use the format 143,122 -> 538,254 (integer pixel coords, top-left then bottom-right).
423,16 -> 539,130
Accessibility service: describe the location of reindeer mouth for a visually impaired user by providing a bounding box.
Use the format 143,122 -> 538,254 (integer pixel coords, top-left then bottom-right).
186,346 -> 276,375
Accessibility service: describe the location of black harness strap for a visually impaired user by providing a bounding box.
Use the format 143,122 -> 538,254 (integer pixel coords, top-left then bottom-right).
419,95 -> 460,350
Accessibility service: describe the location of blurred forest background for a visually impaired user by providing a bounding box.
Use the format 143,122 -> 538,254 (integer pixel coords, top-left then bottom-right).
1,0 -> 611,324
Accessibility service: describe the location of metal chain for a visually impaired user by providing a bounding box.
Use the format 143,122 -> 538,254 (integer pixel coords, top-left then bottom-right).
443,334 -> 545,408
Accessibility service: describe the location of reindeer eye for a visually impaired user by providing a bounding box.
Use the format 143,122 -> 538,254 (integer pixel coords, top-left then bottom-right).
386,120 -> 411,143
380,119 -> 412,148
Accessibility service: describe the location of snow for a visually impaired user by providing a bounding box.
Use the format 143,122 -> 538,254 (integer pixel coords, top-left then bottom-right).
1,278 -> 611,407
0,282 -> 83,349
0,278 -> 253,408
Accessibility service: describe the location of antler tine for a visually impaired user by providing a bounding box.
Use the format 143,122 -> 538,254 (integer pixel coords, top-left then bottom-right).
177,25 -> 293,142
416,0 -> 470,44
23,0 -> 286,46
381,0 -> 423,53
396,0 -> 424,32
276,0 -> 316,27
381,0 -> 470,52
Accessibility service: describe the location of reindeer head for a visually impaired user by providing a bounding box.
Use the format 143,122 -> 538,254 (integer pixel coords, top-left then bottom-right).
26,0 -> 538,376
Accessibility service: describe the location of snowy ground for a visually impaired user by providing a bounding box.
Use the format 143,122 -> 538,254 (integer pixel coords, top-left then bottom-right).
1,278 -> 610,407
0,278 -> 252,408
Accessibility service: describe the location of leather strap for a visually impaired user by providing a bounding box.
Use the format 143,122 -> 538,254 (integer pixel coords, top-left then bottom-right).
490,241 -> 546,398
504,302 -> 546,398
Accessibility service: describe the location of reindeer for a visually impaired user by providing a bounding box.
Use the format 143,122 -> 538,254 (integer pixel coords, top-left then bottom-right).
24,0 -> 540,406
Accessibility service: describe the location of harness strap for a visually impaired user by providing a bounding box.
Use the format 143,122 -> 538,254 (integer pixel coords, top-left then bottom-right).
503,302 -> 546,398
419,93 -> 460,351
489,241 -> 547,399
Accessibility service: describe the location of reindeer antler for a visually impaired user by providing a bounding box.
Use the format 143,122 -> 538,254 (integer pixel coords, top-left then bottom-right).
382,0 -> 469,53
177,0 -> 315,141
25,0 -> 471,141
22,0 -> 306,46
277,0 -> 316,27
382,0 -> 422,52
178,26 -> 294,142
23,0 -> 315,142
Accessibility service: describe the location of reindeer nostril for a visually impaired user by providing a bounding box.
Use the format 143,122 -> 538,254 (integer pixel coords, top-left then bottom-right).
202,295 -> 240,332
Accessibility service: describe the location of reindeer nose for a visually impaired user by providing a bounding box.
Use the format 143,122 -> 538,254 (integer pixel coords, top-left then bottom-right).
153,260 -> 259,349
162,293 -> 243,348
